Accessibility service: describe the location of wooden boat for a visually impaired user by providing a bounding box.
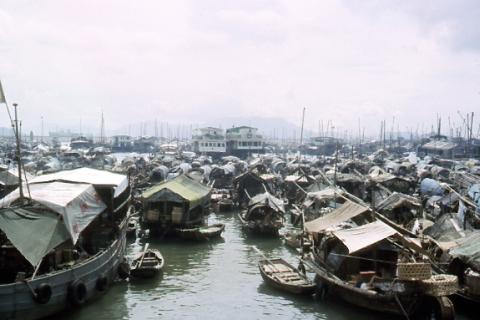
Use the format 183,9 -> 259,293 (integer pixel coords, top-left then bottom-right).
176,223 -> 225,241
0,169 -> 131,320
126,216 -> 139,238
259,258 -> 315,295
217,197 -> 234,212
282,231 -> 311,250
304,258 -> 455,319
141,175 -> 211,237
303,203 -> 456,319
239,192 -> 285,235
211,189 -> 234,212
130,244 -> 164,278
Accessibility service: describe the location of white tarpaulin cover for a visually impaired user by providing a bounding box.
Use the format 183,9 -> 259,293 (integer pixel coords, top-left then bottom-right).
332,220 -> 398,253
305,201 -> 369,233
1,181 -> 107,243
303,187 -> 345,208
30,167 -> 128,197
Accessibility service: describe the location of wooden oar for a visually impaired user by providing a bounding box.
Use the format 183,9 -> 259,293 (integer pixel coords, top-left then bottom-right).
138,243 -> 149,267
252,246 -> 281,274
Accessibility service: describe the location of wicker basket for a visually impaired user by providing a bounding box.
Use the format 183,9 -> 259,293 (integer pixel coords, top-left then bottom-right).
421,274 -> 458,296
397,262 -> 432,281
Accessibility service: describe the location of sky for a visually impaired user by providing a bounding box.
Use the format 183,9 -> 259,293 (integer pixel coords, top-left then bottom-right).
0,0 -> 479,138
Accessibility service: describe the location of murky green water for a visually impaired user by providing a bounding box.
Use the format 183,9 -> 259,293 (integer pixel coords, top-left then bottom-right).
66,211 -> 475,320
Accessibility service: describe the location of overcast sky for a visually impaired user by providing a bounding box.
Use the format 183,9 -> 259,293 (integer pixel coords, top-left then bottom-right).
0,0 -> 479,137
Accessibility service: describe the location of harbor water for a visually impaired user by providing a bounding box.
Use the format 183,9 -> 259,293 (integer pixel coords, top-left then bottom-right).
65,211 -> 474,320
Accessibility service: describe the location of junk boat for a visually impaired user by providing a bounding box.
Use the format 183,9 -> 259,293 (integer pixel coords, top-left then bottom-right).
211,189 -> 234,212
239,192 -> 285,235
130,243 -> 164,278
141,174 -> 211,237
303,201 -> 457,319
0,168 -> 131,320
126,216 -> 139,239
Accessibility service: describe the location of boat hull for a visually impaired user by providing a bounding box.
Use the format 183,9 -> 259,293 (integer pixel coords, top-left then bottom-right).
176,224 -> 225,241
259,259 -> 315,295
305,259 -> 428,317
0,227 -> 127,320
130,267 -> 161,278
238,214 -> 282,235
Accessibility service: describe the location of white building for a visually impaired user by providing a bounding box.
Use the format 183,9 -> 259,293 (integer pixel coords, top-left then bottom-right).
226,126 -> 264,155
192,127 -> 226,155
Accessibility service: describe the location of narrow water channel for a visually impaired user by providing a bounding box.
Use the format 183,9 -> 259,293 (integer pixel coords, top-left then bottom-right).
66,211 -> 474,320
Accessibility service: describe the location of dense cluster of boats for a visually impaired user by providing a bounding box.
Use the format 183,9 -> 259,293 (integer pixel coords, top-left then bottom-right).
1,116 -> 480,319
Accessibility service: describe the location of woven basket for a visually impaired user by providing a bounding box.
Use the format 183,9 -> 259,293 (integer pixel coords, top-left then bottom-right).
422,275 -> 458,296
397,262 -> 432,281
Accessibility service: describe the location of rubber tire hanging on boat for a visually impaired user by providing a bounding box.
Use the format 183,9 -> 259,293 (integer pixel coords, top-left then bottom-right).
297,262 -> 306,275
117,261 -> 130,280
96,273 -> 109,292
68,280 -> 87,306
414,296 -> 455,320
314,276 -> 328,301
33,283 -> 52,304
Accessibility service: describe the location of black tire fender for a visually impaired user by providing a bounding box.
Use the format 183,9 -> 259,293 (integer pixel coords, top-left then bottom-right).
117,261 -> 130,280
297,262 -> 306,275
314,275 -> 328,301
33,283 -> 52,304
96,273 -> 109,292
68,279 -> 87,305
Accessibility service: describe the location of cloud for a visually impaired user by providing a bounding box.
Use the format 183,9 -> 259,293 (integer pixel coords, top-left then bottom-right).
0,0 -> 478,138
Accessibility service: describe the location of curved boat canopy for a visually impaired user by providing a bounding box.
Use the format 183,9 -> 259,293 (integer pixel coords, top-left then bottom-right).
332,220 -> 398,254
304,201 -> 369,233
142,174 -> 211,208
0,181 -> 108,266
29,167 -> 128,197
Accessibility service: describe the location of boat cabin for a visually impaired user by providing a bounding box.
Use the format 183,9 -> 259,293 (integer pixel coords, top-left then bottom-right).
141,174 -> 211,236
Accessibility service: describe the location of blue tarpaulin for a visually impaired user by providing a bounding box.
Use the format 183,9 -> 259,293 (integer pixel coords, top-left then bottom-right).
420,178 -> 444,196
468,184 -> 480,213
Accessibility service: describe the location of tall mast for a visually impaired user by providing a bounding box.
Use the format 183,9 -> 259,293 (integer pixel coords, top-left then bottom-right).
300,107 -> 306,146
41,116 -> 44,143
13,103 -> 24,200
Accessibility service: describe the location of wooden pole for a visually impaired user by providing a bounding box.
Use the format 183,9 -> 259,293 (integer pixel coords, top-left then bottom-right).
13,103 -> 24,200
300,107 -> 306,146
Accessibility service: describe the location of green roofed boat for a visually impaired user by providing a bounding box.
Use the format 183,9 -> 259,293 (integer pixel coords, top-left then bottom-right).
141,174 -> 211,237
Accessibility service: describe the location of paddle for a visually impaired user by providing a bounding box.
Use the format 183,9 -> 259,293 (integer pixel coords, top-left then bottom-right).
138,243 -> 149,267
252,245 -> 281,274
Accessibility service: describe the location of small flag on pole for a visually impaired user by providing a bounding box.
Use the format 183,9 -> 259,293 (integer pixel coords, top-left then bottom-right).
0,80 -> 6,104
